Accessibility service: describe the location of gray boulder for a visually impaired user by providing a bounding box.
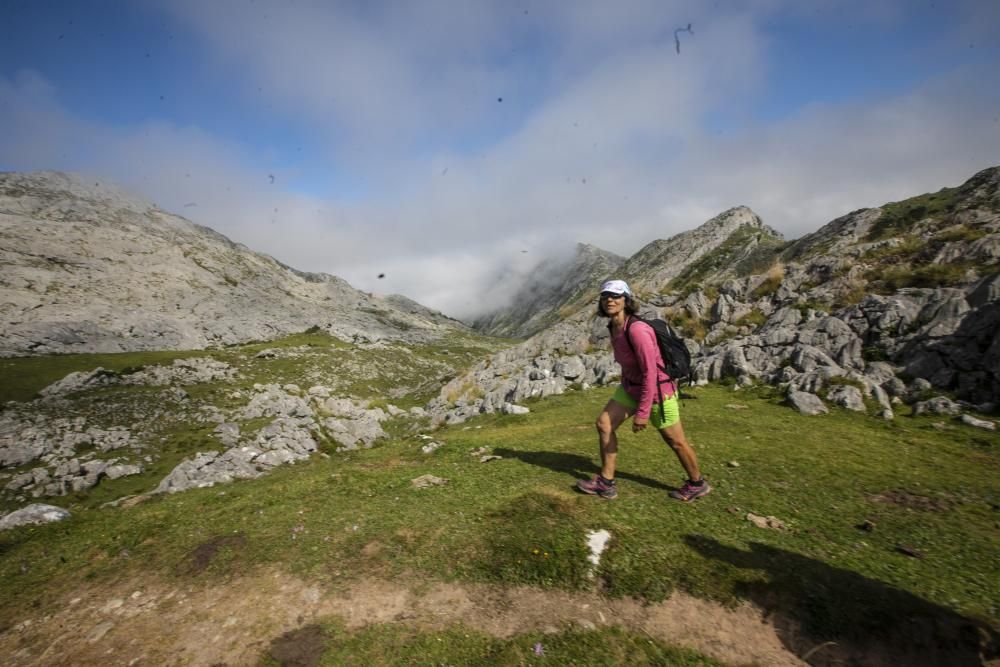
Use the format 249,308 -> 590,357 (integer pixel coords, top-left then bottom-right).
787,389 -> 829,415
960,414 -> 996,431
913,396 -> 964,416
0,503 -> 71,530
826,385 -> 866,412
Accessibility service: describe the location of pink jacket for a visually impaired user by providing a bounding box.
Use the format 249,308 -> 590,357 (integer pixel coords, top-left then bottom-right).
610,317 -> 675,420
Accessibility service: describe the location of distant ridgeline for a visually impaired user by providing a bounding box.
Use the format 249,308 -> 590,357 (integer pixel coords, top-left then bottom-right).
0,171 -> 469,357
1,167 -> 998,414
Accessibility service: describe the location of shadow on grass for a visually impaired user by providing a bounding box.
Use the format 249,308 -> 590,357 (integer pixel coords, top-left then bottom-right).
684,535 -> 998,667
492,448 -> 672,492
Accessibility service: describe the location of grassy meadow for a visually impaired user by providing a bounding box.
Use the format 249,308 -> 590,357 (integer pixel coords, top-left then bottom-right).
0,333 -> 997,664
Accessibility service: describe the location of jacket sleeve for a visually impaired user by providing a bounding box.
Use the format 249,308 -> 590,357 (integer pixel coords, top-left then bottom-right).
628,322 -> 662,421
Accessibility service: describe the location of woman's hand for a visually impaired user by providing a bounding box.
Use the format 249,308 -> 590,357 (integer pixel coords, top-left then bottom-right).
632,417 -> 648,433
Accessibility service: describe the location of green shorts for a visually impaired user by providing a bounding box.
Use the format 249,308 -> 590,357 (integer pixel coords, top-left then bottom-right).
611,385 -> 680,429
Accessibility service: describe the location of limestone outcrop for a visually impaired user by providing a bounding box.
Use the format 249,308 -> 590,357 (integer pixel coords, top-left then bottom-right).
430,167 -> 1000,423
0,171 -> 468,356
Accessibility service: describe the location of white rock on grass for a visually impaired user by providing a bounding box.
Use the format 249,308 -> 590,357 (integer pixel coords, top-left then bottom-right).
913,396 -> 964,416
0,503 -> 71,530
411,474 -> 448,489
787,390 -> 828,416
585,529 -> 612,578
960,414 -> 996,431
746,513 -> 789,531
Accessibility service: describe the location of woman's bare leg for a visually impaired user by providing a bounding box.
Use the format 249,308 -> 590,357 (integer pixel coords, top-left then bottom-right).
658,420 -> 702,481
595,400 -> 632,479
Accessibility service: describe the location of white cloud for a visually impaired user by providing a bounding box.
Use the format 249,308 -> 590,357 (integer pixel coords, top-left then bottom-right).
2,1 -> 999,322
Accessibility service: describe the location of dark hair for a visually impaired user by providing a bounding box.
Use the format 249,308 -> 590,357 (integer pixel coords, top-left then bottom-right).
597,294 -> 639,317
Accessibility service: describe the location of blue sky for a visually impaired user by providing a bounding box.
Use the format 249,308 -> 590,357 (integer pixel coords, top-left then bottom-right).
2,0 -> 999,318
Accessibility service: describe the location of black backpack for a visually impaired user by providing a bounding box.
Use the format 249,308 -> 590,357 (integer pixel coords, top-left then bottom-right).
621,316 -> 692,387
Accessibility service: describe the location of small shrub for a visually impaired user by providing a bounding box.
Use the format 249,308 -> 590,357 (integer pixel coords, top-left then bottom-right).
868,262 -> 973,292
751,263 -> 785,299
865,186 -> 959,241
862,346 -> 890,363
832,280 -> 868,309
796,300 -> 829,317
827,375 -> 865,390
861,235 -> 924,263
444,378 -> 484,405
734,309 -> 767,329
671,312 -> 709,341
933,225 -> 986,243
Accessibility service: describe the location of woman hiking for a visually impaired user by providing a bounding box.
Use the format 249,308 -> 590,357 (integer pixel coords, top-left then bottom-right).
576,279 -> 711,501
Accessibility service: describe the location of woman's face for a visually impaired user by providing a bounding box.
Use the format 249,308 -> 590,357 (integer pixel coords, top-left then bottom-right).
600,291 -> 626,315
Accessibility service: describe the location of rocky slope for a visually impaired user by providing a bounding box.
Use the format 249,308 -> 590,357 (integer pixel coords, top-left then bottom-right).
472,243 -> 625,338
473,207 -> 782,339
428,167 -> 1000,425
622,206 -> 785,295
0,171 -> 467,356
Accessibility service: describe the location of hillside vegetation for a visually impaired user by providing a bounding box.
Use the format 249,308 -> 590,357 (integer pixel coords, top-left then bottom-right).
0,337 -> 997,665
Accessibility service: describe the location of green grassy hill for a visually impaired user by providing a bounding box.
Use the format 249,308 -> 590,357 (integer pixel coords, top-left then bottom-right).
0,335 -> 997,665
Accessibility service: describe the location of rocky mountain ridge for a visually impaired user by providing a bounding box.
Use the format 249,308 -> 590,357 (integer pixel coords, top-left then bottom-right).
0,171 -> 467,356
428,166 -> 1000,425
2,166 -> 998,523
472,207 -> 783,338
622,205 -> 784,294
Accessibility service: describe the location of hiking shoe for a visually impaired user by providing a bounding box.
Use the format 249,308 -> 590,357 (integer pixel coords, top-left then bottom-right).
669,479 -> 711,502
576,475 -> 618,499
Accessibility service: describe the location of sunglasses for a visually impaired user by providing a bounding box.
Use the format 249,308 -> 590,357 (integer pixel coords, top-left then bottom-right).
600,292 -> 626,300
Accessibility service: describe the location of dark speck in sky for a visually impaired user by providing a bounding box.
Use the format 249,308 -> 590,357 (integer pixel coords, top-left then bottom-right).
441,167 -> 448,175
268,174 -> 275,184
674,23 -> 693,54
378,273 -> 386,279
498,97 -> 503,102
184,202 -> 197,208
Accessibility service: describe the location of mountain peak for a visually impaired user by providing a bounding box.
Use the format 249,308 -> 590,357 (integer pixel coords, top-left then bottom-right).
0,172 -> 470,355
622,206 -> 781,294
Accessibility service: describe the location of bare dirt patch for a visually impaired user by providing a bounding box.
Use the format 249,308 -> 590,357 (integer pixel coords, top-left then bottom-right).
0,569 -> 806,666
865,489 -> 955,512
183,533 -> 248,575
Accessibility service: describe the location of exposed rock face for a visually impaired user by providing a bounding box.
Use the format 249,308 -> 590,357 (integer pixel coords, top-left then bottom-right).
0,171 -> 468,356
0,358 -> 394,501
38,357 -> 238,398
0,503 -> 71,531
473,207 -> 782,338
473,243 -> 625,338
429,167 -> 1000,422
622,206 -> 784,294
154,385 -> 389,494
